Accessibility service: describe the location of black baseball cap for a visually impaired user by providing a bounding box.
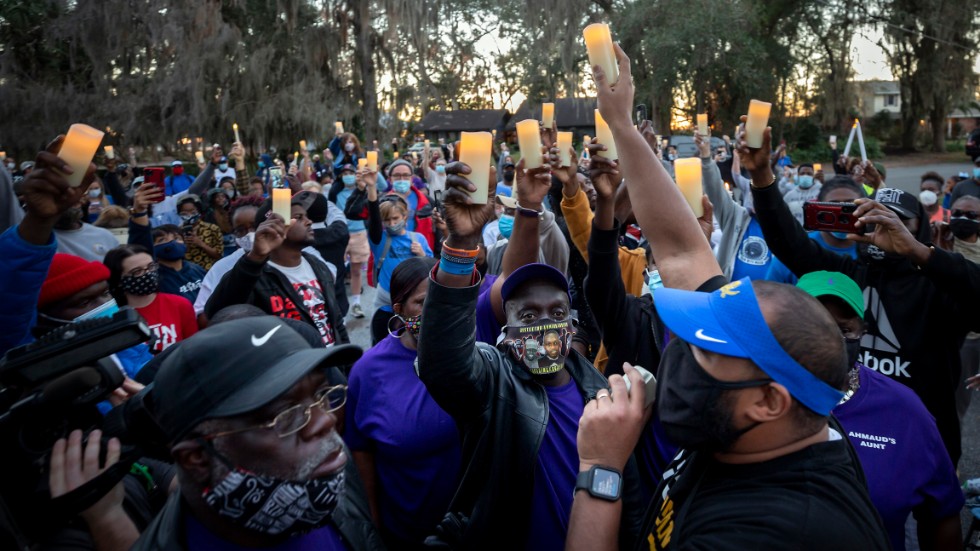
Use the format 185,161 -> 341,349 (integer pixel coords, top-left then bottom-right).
293,190 -> 328,223
500,263 -> 570,306
151,316 -> 361,443
873,188 -> 919,220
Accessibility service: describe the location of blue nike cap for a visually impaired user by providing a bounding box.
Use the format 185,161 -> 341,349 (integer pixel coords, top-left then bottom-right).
654,278 -> 844,415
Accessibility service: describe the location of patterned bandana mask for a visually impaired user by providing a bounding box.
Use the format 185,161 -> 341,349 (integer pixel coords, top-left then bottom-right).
120,271 -> 159,296
203,466 -> 346,537
496,318 -> 575,375
388,314 -> 422,340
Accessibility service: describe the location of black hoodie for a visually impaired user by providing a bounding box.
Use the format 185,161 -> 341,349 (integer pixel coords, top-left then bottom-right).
752,183 -> 980,465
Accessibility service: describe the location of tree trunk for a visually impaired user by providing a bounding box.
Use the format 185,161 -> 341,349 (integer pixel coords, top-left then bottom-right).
353,0 -> 380,142
930,103 -> 946,153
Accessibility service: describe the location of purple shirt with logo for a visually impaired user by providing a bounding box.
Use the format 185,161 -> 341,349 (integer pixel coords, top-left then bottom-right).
834,365 -> 964,551
186,513 -> 348,550
524,378 -> 584,551
344,333 -> 461,542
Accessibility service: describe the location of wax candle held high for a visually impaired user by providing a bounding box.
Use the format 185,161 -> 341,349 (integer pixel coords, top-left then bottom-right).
233,123 -> 241,144
594,110 -> 619,160
697,114 -> 709,136
542,103 -> 555,128
674,158 -> 704,217
583,23 -> 619,86
366,151 -> 378,171
558,132 -> 573,167
744,100 -> 772,149
58,124 -> 105,188
516,119 -> 544,169
458,132 -> 492,204
104,145 -> 115,159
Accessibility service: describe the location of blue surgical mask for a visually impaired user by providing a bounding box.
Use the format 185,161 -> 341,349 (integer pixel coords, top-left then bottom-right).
974,168 -> 980,179
646,269 -> 663,294
74,299 -> 120,322
218,163 -> 228,171
342,174 -> 356,187
830,231 -> 850,241
435,165 -> 446,174
797,175 -> 814,189
393,180 -> 412,194
258,161 -> 266,169
498,214 -> 514,238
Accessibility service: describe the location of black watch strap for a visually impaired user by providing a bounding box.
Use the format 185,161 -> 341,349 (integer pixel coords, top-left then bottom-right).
574,465 -> 622,502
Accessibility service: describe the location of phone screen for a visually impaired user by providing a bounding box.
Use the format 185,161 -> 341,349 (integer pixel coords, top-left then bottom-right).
269,166 -> 284,189
143,167 -> 166,203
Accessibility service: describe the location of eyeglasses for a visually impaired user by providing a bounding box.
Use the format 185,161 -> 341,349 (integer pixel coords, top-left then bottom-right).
125,262 -> 159,278
952,210 -> 980,220
201,385 -> 347,440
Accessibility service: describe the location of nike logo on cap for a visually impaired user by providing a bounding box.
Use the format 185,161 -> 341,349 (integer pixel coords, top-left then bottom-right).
695,329 -> 727,344
252,325 -> 282,347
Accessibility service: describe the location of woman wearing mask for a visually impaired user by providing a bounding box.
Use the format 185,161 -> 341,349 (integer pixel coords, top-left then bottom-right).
151,225 -> 207,304
204,188 -> 236,256
944,196 -> 980,422
385,159 -> 435,249
329,129 -> 364,178
423,143 -> 448,196
346,257 -> 461,550
103,244 -> 198,353
176,194 -> 223,270
85,178 -> 112,224
366,166 -> 433,344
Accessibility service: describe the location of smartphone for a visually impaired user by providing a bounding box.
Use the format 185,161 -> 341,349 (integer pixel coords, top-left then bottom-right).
269,166 -> 284,190
143,167 -> 166,203
635,104 -> 647,125
622,365 -> 658,408
803,202 -> 865,234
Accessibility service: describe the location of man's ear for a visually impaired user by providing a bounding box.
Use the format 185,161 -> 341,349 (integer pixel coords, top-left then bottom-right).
171,440 -> 213,486
744,383 -> 793,423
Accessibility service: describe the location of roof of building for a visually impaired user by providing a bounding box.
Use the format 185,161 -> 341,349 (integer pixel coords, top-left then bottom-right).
505,98 -> 598,130
854,80 -> 900,95
418,109 -> 510,132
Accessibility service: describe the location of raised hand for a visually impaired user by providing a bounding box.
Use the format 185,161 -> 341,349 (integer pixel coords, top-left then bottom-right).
694,132 -> 711,159
639,120 -> 659,154
247,213 -> 287,261
850,198 -> 931,264
594,42 -> 635,132
734,117 -> 773,181
132,180 -> 162,213
549,145 -> 580,195
21,136 -> 93,221
697,195 -> 715,244
587,140 -> 622,201
442,161 -> 497,247
577,365 -> 653,472
515,158 -> 552,210
49,430 -> 125,526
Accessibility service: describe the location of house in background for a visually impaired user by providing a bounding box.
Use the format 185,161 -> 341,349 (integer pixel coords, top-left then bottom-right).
505,98 -> 598,144
854,80 -> 902,120
417,109 -> 511,143
947,108 -> 980,137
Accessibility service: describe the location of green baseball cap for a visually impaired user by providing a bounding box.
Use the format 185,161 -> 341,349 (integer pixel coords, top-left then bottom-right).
796,271 -> 864,318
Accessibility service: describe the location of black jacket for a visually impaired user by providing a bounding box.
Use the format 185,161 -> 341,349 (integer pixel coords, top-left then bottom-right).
130,450 -> 385,551
752,182 -> 980,464
417,277 -> 645,549
204,252 -> 350,345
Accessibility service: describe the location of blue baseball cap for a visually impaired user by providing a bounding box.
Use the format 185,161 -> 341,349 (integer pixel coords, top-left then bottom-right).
653,278 -> 844,415
500,263 -> 570,305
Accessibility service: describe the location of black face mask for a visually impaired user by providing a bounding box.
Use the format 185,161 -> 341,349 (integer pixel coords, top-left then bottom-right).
503,170 -> 515,182
657,339 -> 770,452
844,337 -> 862,370
950,218 -> 980,240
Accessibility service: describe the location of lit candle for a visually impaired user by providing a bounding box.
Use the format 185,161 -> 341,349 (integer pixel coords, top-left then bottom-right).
294,151 -> 299,162
412,151 -> 418,161
195,151 -> 205,164
516,119 -> 544,169
335,121 -> 344,135
393,151 -> 400,159
855,120 -> 868,162
104,145 -> 115,159
542,103 -> 555,128
696,114 -> 708,136
366,151 -> 378,171
583,23 -> 619,86
0,152 -> 5,160
674,157 -> 704,217
424,139 -> 430,149
233,123 -> 241,144
842,121 -> 857,157
58,123 -> 105,187
358,158 -> 368,170
558,132 -> 573,167
744,100 -> 772,148
272,188 -> 292,226
458,131 -> 492,204
299,140 -> 307,151
814,163 -> 822,172
594,110 -> 619,160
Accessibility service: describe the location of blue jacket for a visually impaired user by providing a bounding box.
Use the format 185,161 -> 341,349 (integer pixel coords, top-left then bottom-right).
0,225 -> 57,357
165,174 -> 195,196
328,136 -> 363,178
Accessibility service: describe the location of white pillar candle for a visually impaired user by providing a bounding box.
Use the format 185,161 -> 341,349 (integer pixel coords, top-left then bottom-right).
744,100 -> 772,149
424,139 -> 430,149
233,123 -> 241,144
335,121 -> 344,135
814,163 -> 822,172
558,132 -> 573,167
104,145 -> 115,159
393,151 -> 400,159
58,124 -> 105,187
542,103 -> 555,128
0,152 -> 6,161
366,150 -> 378,171
583,23 -> 619,86
195,151 -> 205,164
272,188 -> 292,225
458,131 -> 492,204
516,119 -> 544,169
855,121 -> 868,162
842,122 -> 857,157
696,114 -> 709,136
674,157 -> 704,217
594,110 -> 619,160
358,158 -> 368,170
299,140 -> 307,151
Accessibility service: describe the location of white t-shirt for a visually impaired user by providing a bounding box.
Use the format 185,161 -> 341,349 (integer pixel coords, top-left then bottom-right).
214,166 -> 237,185
268,257 -> 335,347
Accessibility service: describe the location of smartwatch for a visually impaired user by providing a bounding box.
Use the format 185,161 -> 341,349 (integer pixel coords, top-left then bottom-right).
515,202 -> 544,219
575,465 -> 622,502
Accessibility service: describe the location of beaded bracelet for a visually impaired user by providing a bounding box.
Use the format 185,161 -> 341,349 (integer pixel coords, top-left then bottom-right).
442,243 -> 480,258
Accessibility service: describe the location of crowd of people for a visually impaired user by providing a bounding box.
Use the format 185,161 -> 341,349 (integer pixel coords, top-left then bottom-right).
2,42 -> 980,551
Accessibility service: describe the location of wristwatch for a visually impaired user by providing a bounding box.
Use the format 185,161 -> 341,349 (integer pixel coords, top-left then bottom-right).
575,465 -> 622,501
515,202 -> 544,219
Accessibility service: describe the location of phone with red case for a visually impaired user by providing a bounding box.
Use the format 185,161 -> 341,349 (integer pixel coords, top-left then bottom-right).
803,201 -> 866,234
142,167 -> 166,203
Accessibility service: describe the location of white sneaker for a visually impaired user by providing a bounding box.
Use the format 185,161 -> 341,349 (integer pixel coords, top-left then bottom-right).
352,304 -> 365,318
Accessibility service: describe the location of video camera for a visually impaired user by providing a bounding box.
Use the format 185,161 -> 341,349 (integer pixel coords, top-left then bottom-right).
0,308 -> 160,525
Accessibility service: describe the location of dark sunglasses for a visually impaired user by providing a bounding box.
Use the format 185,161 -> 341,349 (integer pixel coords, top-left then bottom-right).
952,210 -> 980,220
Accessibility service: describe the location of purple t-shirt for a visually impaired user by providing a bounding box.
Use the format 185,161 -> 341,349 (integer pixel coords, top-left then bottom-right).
476,274 -> 500,344
344,334 -> 461,542
834,365 -> 964,551
524,378 -> 584,551
185,513 -> 348,551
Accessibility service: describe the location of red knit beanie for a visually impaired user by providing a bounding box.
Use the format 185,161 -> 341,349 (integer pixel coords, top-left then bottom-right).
38,254 -> 110,308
